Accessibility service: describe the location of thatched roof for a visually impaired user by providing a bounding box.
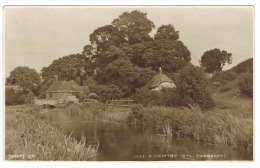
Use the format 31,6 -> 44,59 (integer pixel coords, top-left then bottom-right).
88,93 -> 99,99
145,74 -> 174,89
47,80 -> 82,93
145,68 -> 175,89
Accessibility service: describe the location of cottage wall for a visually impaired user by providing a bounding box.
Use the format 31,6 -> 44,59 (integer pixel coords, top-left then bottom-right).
46,93 -> 51,99
152,82 -> 176,91
46,91 -> 80,101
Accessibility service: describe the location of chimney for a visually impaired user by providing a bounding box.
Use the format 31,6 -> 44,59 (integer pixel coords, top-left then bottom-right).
54,75 -> 58,81
158,67 -> 162,75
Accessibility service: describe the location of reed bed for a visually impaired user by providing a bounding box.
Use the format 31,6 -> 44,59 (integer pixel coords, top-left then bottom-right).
127,105 -> 253,149
5,110 -> 98,161
38,103 -> 131,123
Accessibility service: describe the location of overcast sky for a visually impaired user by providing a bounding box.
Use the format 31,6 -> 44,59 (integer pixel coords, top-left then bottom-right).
4,6 -> 254,77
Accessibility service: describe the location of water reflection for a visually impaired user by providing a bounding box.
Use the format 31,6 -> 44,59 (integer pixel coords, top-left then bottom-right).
39,110 -> 252,161
55,120 -> 252,161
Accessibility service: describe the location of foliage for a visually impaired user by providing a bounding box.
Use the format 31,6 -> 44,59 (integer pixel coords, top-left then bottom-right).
219,86 -> 231,93
211,71 -> 237,84
132,87 -> 165,106
175,64 -> 215,109
228,58 -> 253,73
89,25 -> 125,53
238,72 -> 253,97
41,53 -> 91,85
112,10 -> 155,44
5,109 -> 98,161
152,25 -> 191,73
89,84 -> 123,102
5,88 -> 25,105
200,48 -> 232,73
127,105 -> 253,149
82,77 -> 97,88
6,66 -> 41,95
82,10 -> 191,96
39,103 -> 130,123
5,88 -> 35,105
132,87 -> 179,107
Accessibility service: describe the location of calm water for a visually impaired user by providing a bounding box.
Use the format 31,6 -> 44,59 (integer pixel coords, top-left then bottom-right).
52,120 -> 252,161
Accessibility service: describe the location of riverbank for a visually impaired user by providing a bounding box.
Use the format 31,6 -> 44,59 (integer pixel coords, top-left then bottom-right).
36,103 -> 131,123
127,105 -> 253,150
5,105 -> 98,161
38,102 -> 252,150
5,102 -> 253,160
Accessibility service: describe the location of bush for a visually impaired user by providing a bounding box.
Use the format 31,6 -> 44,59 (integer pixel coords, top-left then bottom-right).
132,87 -> 165,106
175,65 -> 215,110
5,88 -> 26,105
212,71 -> 237,84
238,72 -> 253,97
219,86 -> 231,93
89,84 -> 123,102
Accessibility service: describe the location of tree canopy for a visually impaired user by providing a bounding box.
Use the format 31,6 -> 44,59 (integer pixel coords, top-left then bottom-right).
16,10 -> 192,99
200,48 -> 232,73
41,53 -> 91,85
6,66 -> 41,95
82,10 -> 191,96
175,64 -> 215,109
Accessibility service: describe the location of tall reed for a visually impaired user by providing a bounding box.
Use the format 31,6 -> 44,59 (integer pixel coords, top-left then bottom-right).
127,105 -> 253,149
5,109 -> 98,161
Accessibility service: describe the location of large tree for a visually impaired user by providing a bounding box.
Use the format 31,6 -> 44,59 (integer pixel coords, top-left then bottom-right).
89,25 -> 126,53
39,53 -> 92,98
152,24 -> 191,73
41,53 -> 91,84
6,66 -> 41,95
83,10 -> 191,96
112,10 -> 155,44
200,48 -> 232,73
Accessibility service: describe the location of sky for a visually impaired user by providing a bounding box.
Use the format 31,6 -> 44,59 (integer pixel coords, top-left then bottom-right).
4,6 -> 254,77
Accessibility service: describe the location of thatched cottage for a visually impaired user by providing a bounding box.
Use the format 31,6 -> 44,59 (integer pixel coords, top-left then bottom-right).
46,78 -> 89,103
145,68 -> 176,91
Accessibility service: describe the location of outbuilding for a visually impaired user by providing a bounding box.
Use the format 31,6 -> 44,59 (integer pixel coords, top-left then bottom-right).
46,78 -> 89,103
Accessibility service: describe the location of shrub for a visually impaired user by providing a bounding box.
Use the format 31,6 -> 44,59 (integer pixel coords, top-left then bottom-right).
5,88 -> 26,105
175,65 -> 215,110
212,71 -> 237,84
219,86 -> 231,93
238,72 -> 253,97
89,84 -> 123,102
132,87 -> 165,106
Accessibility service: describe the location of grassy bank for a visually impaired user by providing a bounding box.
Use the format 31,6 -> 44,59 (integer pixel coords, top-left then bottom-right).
127,105 -> 253,150
8,103 -> 252,152
36,103 -> 252,150
36,103 -> 131,123
5,106 -> 98,161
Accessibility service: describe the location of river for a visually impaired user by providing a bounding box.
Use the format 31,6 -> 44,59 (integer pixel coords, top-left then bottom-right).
49,119 -> 253,161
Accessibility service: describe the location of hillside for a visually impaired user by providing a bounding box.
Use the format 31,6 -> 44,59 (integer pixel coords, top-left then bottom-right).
227,58 -> 253,73
209,58 -> 253,118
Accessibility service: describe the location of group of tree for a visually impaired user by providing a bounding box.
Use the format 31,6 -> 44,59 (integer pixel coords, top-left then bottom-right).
7,10 -> 251,109
133,64 -> 215,109
5,66 -> 40,105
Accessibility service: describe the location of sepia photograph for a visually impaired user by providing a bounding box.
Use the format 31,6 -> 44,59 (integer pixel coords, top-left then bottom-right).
3,6 -> 254,162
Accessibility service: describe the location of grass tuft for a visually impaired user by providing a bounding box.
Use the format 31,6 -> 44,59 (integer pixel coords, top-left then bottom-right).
5,107 -> 98,161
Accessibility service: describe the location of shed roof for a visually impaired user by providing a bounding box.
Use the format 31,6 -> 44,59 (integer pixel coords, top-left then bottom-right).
47,80 -> 82,92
